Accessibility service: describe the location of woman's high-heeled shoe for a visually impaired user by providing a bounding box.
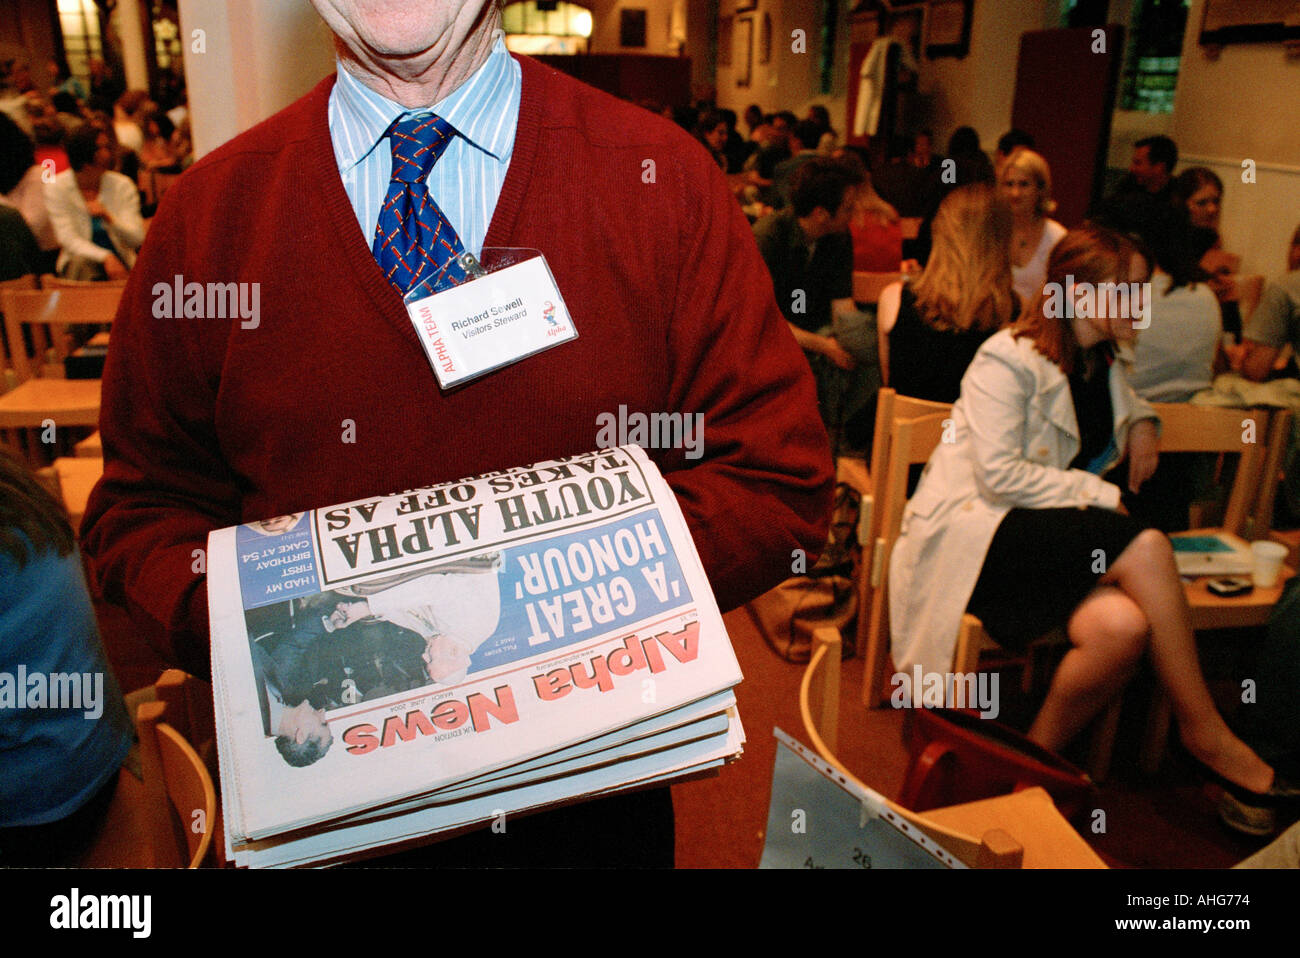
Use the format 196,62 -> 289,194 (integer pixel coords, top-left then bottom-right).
1195,760 -> 1300,805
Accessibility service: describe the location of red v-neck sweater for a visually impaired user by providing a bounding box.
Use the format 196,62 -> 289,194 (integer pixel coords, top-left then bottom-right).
81,56 -> 833,675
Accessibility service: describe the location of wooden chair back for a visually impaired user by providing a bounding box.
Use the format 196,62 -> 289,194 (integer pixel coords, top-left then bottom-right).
856,391 -> 950,664
155,668 -> 218,774
78,670 -> 216,868
136,699 -> 216,867
0,285 -> 122,383
865,389 -> 951,519
1150,403 -> 1267,537
148,670 -> 217,867
0,275 -> 38,393
860,408 -> 950,707
853,270 -> 902,305
858,391 -> 952,706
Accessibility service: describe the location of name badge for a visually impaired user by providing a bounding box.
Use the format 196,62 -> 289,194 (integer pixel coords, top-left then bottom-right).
404,250 -> 578,389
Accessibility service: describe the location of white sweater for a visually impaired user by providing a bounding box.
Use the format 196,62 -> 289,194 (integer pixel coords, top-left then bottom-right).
44,169 -> 145,273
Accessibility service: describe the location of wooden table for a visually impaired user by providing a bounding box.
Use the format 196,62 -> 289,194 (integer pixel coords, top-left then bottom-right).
1185,567 -> 1294,630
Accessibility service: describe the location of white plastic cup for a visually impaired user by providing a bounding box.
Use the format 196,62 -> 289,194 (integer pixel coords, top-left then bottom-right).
1250,541 -> 1288,589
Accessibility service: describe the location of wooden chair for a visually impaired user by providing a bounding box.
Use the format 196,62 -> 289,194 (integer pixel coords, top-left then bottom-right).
1152,403 -> 1265,540
78,670 -> 217,868
151,668 -> 218,776
852,270 -> 902,305
801,628 -> 1105,868
858,388 -> 951,706
0,285 -> 120,456
860,408 -> 950,708
1,285 -> 122,382
0,274 -> 39,394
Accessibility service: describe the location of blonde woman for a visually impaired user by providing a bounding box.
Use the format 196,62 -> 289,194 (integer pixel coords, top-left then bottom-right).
877,182 -> 1017,402
999,147 -> 1067,304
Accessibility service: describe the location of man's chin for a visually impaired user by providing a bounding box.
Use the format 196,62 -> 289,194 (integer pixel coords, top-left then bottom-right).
349,14 -> 467,61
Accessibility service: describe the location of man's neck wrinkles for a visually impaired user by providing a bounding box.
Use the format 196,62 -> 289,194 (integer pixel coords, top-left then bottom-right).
340,21 -> 498,109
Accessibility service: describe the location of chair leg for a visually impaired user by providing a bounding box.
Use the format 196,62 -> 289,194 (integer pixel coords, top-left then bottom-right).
855,562 -> 875,703
862,602 -> 890,709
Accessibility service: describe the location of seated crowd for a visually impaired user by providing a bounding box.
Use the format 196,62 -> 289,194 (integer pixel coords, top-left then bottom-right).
0,57 -> 191,284
698,99 -> 1300,836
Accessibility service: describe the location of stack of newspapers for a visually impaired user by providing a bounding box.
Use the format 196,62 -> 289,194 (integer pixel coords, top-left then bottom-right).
208,445 -> 745,867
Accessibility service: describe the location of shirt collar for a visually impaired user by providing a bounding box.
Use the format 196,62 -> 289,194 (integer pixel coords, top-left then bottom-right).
331,34 -> 517,173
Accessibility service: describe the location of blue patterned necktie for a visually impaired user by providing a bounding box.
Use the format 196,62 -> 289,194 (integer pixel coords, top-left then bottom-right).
372,113 -> 469,296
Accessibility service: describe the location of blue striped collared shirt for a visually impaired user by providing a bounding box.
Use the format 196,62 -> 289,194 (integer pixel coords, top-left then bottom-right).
327,35 -> 521,258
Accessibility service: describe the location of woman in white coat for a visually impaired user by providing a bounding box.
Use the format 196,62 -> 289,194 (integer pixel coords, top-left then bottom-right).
889,226 -> 1279,800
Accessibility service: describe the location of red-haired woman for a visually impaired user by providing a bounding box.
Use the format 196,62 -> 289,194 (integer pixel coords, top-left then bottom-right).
889,226 -> 1288,803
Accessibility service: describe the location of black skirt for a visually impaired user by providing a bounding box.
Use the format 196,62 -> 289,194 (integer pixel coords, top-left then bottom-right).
966,506 -> 1147,652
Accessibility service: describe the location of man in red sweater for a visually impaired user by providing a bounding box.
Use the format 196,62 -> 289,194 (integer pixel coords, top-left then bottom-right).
81,0 -> 832,866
